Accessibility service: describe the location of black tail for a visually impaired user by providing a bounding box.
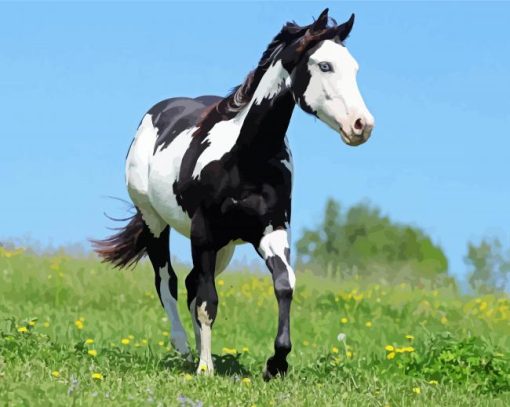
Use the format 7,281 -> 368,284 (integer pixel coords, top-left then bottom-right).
91,210 -> 149,269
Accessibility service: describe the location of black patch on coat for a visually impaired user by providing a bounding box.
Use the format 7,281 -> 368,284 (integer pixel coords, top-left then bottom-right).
290,49 -> 316,115
145,226 -> 179,301
284,247 -> 291,263
149,96 -> 222,154
266,255 -> 292,295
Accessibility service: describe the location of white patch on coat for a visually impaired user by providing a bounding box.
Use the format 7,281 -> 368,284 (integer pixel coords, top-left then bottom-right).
147,127 -> 197,238
302,40 -> 374,140
258,229 -> 295,289
159,265 -> 189,355
191,113 -> 247,179
253,60 -> 290,104
196,302 -> 214,375
192,60 -> 290,179
126,114 -> 166,236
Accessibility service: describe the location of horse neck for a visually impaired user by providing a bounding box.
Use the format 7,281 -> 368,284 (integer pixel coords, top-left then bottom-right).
233,61 -> 295,159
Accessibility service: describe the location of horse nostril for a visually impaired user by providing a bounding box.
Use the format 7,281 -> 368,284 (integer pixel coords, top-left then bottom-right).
354,118 -> 364,132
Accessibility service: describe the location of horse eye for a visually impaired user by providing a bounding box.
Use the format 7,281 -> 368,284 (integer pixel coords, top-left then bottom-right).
318,62 -> 333,72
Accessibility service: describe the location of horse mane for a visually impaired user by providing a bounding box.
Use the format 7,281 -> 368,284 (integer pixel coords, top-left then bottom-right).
193,12 -> 344,138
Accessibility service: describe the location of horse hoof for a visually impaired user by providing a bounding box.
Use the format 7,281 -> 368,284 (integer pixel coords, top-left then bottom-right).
196,361 -> 214,376
263,357 -> 288,381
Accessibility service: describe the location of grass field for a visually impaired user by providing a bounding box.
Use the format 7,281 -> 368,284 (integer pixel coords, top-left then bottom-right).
1,248 -> 510,406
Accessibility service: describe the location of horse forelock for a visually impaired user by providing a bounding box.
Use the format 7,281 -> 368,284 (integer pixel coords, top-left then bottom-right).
192,17 -> 342,138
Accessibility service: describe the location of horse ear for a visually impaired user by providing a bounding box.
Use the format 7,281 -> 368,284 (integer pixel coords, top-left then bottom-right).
311,8 -> 329,32
337,13 -> 355,41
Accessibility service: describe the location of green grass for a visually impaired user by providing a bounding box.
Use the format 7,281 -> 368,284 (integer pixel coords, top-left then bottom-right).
1,249 -> 510,406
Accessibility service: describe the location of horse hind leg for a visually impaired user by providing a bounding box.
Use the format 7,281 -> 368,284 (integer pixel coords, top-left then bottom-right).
146,224 -> 190,356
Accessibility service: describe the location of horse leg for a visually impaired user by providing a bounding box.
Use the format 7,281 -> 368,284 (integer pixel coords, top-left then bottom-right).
147,225 -> 189,355
186,243 -> 235,354
185,267 -> 200,354
257,229 -> 295,380
188,209 -> 221,375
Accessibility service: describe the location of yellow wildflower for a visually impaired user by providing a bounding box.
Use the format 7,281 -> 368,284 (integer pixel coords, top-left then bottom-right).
241,377 -> 251,385
405,335 -> 414,341
340,317 -> 348,324
217,279 -> 225,286
428,380 -> 438,385
242,347 -> 249,353
365,321 -> 373,328
51,370 -> 60,378
162,331 -> 169,337
17,326 -> 28,333
387,351 -> 396,360
384,345 -> 395,352
85,338 -> 94,345
332,346 -> 339,354
402,346 -> 415,353
75,320 -> 84,330
346,351 -> 353,358
28,320 -> 36,327
91,372 -> 103,381
222,347 -> 237,355
121,338 -> 130,345
87,349 -> 97,357
158,340 -> 164,347
412,387 -> 421,395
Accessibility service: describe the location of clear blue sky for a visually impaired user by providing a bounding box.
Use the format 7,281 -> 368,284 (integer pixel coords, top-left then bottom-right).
1,2 -> 509,281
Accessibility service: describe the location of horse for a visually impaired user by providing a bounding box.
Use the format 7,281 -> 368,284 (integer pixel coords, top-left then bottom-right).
93,8 -> 374,379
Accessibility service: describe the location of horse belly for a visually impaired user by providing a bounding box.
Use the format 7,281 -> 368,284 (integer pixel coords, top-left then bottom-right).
148,127 -> 195,238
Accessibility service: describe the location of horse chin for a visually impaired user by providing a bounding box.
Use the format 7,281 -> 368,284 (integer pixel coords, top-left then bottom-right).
339,131 -> 367,147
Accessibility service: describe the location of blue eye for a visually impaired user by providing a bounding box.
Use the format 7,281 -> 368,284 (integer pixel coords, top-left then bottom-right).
318,62 -> 333,72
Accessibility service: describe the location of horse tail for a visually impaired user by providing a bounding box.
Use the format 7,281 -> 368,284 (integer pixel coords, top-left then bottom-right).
91,210 -> 149,269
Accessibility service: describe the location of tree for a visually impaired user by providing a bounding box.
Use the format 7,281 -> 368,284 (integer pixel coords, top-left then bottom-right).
296,198 -> 448,277
465,238 -> 510,292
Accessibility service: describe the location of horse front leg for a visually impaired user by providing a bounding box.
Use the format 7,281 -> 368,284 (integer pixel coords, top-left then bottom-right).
190,209 -> 220,375
258,228 -> 295,380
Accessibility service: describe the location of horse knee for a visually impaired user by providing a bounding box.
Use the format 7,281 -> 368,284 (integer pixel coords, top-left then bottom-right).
274,285 -> 293,300
275,335 -> 292,357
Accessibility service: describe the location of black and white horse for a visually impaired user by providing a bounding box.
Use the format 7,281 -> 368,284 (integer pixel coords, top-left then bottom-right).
94,9 -> 374,379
